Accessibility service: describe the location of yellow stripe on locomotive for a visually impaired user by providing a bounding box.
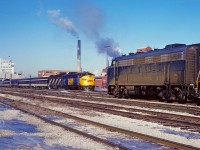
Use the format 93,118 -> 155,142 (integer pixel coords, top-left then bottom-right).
80,74 -> 95,87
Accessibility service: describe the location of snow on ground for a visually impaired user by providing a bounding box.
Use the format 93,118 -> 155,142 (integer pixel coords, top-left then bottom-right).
1,93 -> 200,148
0,104 -> 115,150
45,115 -> 170,150
56,89 -> 70,93
3,92 -> 198,118
0,104 -> 170,149
79,98 -> 200,118
0,130 -> 16,136
45,105 -> 200,148
55,93 -> 200,118
94,87 -> 107,92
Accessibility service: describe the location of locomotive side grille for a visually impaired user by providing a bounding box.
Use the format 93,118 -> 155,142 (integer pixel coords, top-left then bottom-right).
51,79 -> 56,85
54,79 -> 59,85
57,78 -> 61,85
49,79 -> 53,85
153,55 -> 161,63
118,52 -> 184,67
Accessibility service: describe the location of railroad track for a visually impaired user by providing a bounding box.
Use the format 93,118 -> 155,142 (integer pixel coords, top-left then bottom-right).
0,87 -> 109,100
1,87 -> 199,109
0,87 -> 109,97
53,92 -> 200,115
0,97 -> 199,150
0,98 -> 127,150
1,90 -> 200,133
1,88 -> 200,116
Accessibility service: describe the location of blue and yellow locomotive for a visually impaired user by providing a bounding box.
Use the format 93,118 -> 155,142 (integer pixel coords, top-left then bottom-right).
63,72 -> 95,90
48,72 -> 95,90
0,72 -> 95,91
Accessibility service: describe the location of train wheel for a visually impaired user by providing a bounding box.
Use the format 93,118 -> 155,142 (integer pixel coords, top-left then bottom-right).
158,98 -> 165,102
167,99 -> 173,103
197,100 -> 200,106
178,91 -> 187,104
158,90 -> 166,102
164,90 -> 173,103
113,88 -> 118,98
118,90 -> 123,98
123,89 -> 129,98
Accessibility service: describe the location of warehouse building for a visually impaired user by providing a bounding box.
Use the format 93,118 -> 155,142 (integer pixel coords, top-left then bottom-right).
38,70 -> 77,77
95,68 -> 107,88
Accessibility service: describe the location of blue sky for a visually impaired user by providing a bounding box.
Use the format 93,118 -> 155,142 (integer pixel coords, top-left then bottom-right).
0,0 -> 199,76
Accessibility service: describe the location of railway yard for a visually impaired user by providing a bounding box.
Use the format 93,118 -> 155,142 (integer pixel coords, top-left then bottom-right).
1,87 -> 200,149
1,0 -> 200,149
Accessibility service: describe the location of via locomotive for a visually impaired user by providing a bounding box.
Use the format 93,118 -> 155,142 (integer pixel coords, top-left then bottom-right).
0,72 -> 95,91
107,43 -> 200,105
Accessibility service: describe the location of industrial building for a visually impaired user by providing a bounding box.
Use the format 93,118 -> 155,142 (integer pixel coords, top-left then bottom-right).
95,68 -> 107,88
38,70 -> 77,77
0,58 -> 14,79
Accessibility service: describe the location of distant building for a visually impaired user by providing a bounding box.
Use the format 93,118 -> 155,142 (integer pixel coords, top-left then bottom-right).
95,68 -> 107,88
101,68 -> 107,76
38,70 -> 77,77
0,58 -> 14,79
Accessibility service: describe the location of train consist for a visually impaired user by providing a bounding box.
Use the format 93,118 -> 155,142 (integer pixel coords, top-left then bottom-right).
0,72 -> 95,91
107,43 -> 200,105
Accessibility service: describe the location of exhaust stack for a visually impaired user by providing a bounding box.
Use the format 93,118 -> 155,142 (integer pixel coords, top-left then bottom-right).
77,40 -> 81,72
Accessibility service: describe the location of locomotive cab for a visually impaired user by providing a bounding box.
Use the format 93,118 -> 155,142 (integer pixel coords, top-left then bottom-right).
63,72 -> 95,91
79,72 -> 95,91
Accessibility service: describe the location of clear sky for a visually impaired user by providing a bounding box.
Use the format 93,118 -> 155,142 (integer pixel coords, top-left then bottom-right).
0,0 -> 199,76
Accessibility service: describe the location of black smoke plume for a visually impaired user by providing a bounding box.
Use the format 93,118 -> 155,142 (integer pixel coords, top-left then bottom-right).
96,38 -> 121,58
76,2 -> 121,58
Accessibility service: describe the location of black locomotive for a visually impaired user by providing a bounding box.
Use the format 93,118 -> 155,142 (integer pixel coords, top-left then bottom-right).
107,43 -> 200,105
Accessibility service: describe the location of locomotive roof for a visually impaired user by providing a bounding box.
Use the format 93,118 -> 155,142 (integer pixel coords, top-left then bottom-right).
114,44 -> 187,61
11,77 -> 49,81
63,71 -> 94,77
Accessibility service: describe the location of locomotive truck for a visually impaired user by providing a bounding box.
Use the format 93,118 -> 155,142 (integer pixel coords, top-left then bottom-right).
107,43 -> 200,105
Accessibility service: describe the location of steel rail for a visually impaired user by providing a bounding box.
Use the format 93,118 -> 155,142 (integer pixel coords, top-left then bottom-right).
1,91 -> 200,130
2,88 -> 199,115
1,88 -> 199,113
0,98 -> 128,150
0,97 -> 199,150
